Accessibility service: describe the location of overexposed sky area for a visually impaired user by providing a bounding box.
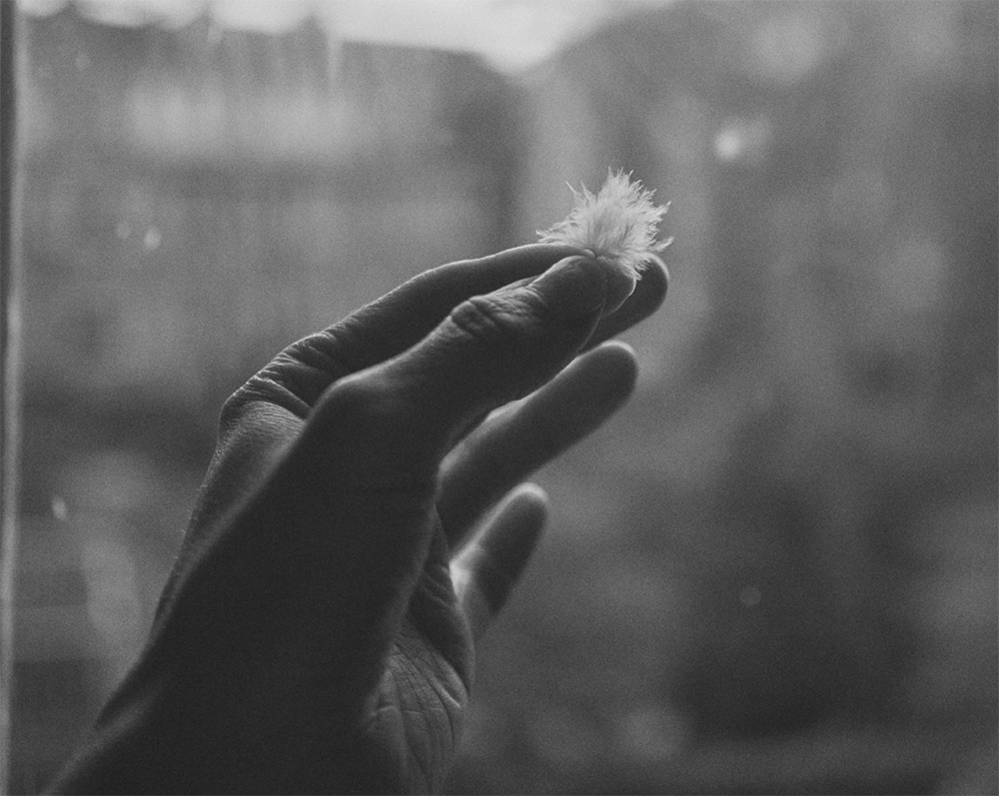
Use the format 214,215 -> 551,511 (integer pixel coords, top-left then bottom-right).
322,0 -> 662,72
20,0 -> 672,72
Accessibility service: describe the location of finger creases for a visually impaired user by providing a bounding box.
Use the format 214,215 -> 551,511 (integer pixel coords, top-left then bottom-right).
227,244 -> 586,416
359,256 -> 615,456
282,254 -> 653,496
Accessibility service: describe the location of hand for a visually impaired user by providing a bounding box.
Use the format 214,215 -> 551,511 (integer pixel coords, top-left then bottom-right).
51,245 -> 667,794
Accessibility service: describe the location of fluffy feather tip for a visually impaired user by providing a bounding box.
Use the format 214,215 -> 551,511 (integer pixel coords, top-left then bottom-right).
538,170 -> 671,279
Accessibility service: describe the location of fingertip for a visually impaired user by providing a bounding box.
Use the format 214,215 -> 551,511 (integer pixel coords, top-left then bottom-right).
638,254 -> 669,305
533,253 -> 641,320
498,484 -> 549,545
530,255 -> 611,320
505,482 -> 550,513
601,276 -> 638,318
587,255 -> 669,345
482,483 -> 549,557
592,256 -> 639,317
587,340 -> 640,376
562,342 -> 639,412
451,482 -> 551,640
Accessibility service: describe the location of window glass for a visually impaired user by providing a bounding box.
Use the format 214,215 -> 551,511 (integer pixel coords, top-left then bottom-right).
9,1 -> 998,793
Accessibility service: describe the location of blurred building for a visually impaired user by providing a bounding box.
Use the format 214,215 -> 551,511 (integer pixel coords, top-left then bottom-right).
14,4 -> 522,790
21,3 -> 520,413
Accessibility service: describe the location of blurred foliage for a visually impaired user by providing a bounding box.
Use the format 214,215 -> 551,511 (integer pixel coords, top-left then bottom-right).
10,1 -> 998,794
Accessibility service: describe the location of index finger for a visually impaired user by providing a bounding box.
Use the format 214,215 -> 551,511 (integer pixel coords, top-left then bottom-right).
226,244 -> 584,420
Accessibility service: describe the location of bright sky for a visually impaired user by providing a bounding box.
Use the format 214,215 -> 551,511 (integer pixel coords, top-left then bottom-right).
21,0 -> 670,72
324,0 -> 653,72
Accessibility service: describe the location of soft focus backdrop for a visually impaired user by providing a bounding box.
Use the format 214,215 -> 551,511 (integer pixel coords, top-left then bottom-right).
10,1 -> 998,793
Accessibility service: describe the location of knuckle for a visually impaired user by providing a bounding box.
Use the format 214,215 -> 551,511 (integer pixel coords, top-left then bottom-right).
313,371 -> 410,431
448,293 -> 539,350
306,372 -> 441,484
218,389 -> 248,432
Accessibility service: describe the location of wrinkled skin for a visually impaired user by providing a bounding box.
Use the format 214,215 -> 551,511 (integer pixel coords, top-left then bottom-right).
51,245 -> 667,795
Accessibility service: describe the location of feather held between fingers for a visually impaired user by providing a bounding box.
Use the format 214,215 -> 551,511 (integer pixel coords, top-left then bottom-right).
538,170 -> 671,281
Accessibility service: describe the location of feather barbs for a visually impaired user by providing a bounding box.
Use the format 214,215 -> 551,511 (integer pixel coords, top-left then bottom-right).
538,170 -> 671,280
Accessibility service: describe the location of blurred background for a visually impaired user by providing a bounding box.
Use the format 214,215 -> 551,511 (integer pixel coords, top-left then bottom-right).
6,0 -> 997,793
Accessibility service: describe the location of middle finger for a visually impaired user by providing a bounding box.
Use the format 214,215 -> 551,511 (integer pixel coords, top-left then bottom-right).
436,341 -> 639,548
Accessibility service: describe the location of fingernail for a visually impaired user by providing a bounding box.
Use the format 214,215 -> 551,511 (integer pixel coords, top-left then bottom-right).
597,256 -> 639,316
531,256 -> 607,320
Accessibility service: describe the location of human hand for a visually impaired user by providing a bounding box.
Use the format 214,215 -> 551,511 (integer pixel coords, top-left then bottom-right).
51,244 -> 667,795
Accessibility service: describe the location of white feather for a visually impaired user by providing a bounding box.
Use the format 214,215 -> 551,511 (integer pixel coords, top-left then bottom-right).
538,170 -> 671,279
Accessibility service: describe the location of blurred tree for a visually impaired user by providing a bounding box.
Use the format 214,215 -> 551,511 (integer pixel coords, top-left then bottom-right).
453,2 -> 996,792
933,2 -> 998,476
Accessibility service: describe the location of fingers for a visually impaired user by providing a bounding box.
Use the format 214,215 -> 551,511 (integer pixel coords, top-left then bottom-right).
450,484 -> 548,641
251,255 -> 609,629
234,270 -> 599,674
437,341 -> 639,547
227,256 -> 609,636
589,254 -> 668,349
224,247 -> 667,426
174,252 -> 661,654
224,244 -> 583,423
302,255 -> 618,487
